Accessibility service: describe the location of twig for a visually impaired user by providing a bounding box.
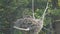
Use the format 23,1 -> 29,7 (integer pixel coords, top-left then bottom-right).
13,26 -> 30,31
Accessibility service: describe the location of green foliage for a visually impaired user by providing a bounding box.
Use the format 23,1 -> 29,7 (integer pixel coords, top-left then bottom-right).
0,0 -> 30,34
35,9 -> 44,18
14,29 -> 22,34
50,9 -> 60,16
0,0 -> 60,34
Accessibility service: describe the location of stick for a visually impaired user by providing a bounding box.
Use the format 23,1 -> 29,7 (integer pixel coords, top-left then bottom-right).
13,26 -> 30,31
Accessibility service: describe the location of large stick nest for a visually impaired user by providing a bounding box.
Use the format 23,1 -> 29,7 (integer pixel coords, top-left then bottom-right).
14,18 -> 43,30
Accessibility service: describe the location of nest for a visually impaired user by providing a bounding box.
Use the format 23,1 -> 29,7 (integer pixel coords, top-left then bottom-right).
14,18 -> 43,31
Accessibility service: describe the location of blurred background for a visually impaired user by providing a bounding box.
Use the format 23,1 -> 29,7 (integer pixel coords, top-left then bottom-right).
0,0 -> 60,34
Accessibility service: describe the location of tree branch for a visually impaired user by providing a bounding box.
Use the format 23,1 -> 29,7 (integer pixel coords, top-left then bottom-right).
13,26 -> 30,31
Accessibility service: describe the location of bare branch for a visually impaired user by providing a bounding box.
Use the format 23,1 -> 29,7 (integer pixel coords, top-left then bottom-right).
13,26 -> 30,31
41,2 -> 49,21
32,0 -> 35,19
